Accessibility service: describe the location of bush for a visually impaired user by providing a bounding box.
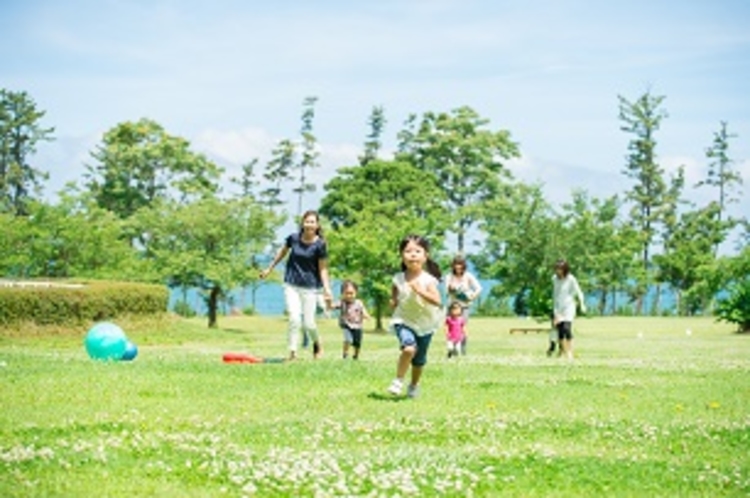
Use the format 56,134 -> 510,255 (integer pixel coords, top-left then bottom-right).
242,305 -> 255,316
0,280 -> 168,327
715,278 -> 750,333
172,299 -> 197,318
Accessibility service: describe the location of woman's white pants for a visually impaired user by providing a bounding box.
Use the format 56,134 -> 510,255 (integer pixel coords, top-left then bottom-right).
283,284 -> 320,352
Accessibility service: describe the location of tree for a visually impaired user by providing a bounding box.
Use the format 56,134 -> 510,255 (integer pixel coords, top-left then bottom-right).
0,89 -> 54,216
618,90 -> 669,314
559,191 -> 638,316
651,166 -> 687,313
85,118 -> 222,220
261,138 -> 295,210
230,158 -> 260,199
654,202 -> 727,315
230,158 -> 287,312
320,159 -> 449,328
132,197 -> 280,328
295,96 -> 320,217
360,105 -> 386,166
397,106 -> 519,253
714,246 -> 750,332
0,196 -> 147,280
696,121 -> 742,253
473,182 -> 561,317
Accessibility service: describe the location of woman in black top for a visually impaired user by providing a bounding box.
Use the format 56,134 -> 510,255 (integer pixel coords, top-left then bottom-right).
260,210 -> 333,360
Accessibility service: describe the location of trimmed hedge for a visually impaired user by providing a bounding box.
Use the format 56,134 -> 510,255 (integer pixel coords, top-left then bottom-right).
0,280 -> 168,327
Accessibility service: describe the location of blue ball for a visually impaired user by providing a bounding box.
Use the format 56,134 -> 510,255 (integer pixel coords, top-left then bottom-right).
121,341 -> 138,361
84,322 -> 127,361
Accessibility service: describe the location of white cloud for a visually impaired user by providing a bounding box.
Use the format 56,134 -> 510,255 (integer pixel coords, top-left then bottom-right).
194,127 -> 277,165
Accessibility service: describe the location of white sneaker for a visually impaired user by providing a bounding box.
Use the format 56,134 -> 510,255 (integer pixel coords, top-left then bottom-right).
387,378 -> 403,395
407,384 -> 420,399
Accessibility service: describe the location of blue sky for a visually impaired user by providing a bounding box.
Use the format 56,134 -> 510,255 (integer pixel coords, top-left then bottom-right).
2,0 -> 749,244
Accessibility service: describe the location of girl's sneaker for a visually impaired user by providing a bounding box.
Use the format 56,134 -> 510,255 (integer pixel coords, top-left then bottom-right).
407,384 -> 420,399
387,378 -> 403,395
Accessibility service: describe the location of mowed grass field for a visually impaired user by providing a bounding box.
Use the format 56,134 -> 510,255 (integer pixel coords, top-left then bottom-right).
1,315 -> 749,497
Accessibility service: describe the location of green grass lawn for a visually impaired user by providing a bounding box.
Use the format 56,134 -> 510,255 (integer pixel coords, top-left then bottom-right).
1,315 -> 749,497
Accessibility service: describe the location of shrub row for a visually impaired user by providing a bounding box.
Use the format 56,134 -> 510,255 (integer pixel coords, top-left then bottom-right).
0,280 -> 168,327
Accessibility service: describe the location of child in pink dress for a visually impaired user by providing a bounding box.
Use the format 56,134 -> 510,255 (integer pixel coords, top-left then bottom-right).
445,302 -> 467,358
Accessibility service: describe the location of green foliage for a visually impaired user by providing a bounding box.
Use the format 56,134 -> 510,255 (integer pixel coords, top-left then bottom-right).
656,202 -> 730,314
619,90 -> 669,312
473,294 -> 513,317
0,280 -> 167,327
0,199 -> 152,280
321,159 -> 449,328
131,197 -> 282,328
360,105 -> 386,165
397,105 -> 519,252
172,299 -> 197,318
85,118 -> 222,220
559,191 -> 639,316
0,88 -> 55,215
697,121 -> 743,219
241,305 -> 255,316
474,183 -> 561,317
715,277 -> 750,332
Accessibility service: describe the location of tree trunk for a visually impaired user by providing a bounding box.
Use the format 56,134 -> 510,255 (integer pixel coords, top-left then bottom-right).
611,288 -> 617,314
652,283 -> 661,315
598,287 -> 607,315
207,285 -> 221,328
375,296 -> 384,331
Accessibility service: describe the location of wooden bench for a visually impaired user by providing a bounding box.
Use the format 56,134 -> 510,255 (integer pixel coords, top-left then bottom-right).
509,327 -> 549,334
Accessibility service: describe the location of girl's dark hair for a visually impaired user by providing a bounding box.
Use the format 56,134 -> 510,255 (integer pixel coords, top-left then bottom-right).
451,255 -> 467,275
449,301 -> 463,311
399,234 -> 442,280
299,210 -> 324,239
340,279 -> 358,293
555,259 -> 570,277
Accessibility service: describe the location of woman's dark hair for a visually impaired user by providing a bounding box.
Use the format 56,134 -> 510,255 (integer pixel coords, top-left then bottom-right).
555,259 -> 570,277
299,210 -> 324,239
399,234 -> 442,280
451,255 -> 467,276
340,279 -> 358,293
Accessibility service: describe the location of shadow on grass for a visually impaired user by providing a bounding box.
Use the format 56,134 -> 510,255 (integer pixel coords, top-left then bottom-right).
367,391 -> 409,402
219,327 -> 251,335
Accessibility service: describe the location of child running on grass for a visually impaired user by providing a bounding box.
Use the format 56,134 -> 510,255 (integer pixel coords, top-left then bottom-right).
334,280 -> 371,359
387,234 -> 443,398
445,302 -> 466,359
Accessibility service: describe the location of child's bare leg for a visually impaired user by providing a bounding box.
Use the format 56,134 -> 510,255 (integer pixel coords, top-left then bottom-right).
343,341 -> 349,358
396,346 -> 416,379
561,339 -> 573,359
410,365 -> 423,387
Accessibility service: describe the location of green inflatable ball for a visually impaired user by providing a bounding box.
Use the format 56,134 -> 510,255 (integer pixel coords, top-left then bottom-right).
84,322 -> 127,361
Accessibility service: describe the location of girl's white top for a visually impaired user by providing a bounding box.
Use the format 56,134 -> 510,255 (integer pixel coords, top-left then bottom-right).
553,274 -> 584,322
391,271 -> 443,335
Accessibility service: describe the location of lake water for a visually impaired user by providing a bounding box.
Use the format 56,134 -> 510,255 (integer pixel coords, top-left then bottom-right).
169,278 -> 680,316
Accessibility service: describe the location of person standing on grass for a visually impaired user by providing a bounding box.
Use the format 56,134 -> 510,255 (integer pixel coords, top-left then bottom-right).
445,302 -> 466,359
387,235 -> 443,398
333,280 -> 371,360
446,255 -> 482,354
260,210 -> 333,360
552,259 -> 586,360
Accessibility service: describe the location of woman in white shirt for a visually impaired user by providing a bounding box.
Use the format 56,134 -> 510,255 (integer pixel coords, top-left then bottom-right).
446,255 -> 482,355
553,259 -> 586,359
